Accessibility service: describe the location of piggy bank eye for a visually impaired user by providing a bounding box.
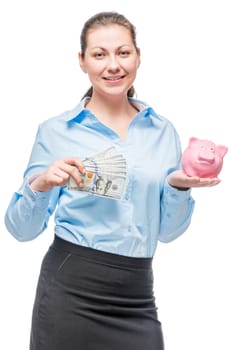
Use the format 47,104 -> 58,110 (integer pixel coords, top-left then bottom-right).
200,145 -> 206,150
209,147 -> 215,152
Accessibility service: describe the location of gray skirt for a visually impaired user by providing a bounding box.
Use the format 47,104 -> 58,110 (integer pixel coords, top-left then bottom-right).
30,235 -> 164,350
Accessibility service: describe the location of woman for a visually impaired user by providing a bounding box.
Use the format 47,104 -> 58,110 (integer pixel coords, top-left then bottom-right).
4,11 -> 220,350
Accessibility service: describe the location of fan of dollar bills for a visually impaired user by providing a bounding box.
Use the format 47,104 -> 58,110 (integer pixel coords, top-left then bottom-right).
68,146 -> 128,200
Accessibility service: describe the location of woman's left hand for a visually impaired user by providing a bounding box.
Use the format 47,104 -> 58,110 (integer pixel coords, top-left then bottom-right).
167,170 -> 221,190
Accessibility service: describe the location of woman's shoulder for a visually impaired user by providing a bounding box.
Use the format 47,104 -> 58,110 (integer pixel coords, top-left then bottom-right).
39,100 -> 85,128
131,97 -> 175,127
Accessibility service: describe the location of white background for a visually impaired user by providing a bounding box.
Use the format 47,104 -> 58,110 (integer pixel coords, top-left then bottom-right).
0,1 -> 233,349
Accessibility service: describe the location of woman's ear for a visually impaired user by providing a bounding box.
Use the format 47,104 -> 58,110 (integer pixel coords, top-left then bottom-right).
137,48 -> 141,68
78,52 -> 87,73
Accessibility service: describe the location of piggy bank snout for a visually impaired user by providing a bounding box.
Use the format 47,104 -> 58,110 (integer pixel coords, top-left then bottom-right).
198,150 -> 215,163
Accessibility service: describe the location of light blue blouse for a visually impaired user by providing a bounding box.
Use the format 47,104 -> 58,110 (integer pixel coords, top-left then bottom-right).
4,98 -> 195,257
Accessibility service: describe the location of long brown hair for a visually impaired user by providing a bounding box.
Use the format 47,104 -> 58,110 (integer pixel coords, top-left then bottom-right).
80,12 -> 138,100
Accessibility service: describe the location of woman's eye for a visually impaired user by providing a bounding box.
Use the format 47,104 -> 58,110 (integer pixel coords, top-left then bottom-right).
119,51 -> 129,57
94,53 -> 105,58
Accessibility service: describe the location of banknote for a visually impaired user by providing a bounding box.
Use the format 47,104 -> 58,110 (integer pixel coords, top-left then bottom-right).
68,147 -> 128,199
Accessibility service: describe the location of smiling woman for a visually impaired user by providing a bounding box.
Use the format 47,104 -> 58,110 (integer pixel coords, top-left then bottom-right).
4,10 -> 221,350
79,12 -> 139,101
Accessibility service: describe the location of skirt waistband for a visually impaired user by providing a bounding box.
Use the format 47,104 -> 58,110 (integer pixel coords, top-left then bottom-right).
51,235 -> 152,270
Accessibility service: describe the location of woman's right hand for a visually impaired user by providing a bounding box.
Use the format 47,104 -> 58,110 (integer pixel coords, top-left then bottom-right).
30,157 -> 86,192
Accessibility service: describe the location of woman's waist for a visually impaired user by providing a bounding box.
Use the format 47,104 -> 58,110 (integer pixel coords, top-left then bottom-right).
54,226 -> 157,258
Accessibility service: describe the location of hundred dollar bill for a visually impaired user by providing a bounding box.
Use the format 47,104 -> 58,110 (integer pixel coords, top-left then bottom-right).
84,165 -> 127,175
68,146 -> 128,199
68,171 -> 127,199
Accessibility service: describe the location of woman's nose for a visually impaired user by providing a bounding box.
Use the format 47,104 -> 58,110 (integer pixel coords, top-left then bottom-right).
107,55 -> 120,72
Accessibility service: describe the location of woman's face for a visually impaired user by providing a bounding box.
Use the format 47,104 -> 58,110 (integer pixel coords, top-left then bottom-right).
79,24 -> 140,98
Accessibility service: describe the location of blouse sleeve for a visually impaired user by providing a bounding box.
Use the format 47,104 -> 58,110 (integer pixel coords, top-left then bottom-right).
157,118 -> 195,243
4,124 -> 60,241
158,181 -> 195,242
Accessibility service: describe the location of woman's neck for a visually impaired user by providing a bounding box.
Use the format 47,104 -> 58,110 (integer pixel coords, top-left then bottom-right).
86,93 -> 135,117
85,93 -> 139,142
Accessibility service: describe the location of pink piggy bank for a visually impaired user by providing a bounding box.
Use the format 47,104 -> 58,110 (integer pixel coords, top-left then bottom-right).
181,137 -> 228,178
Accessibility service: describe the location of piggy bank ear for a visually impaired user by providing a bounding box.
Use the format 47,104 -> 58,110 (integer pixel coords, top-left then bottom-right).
188,137 -> 200,147
216,145 -> 228,157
